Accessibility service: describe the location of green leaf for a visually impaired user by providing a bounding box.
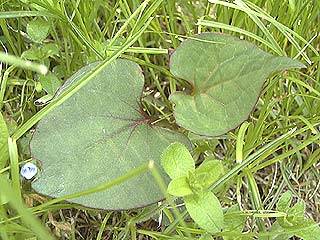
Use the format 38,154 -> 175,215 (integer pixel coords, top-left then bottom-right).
269,221 -> 294,240
161,142 -> 195,179
223,204 -> 246,239
198,233 -> 214,240
17,132 -> 32,157
294,219 -> 320,240
30,59 -> 191,210
39,72 -> 61,95
41,43 -> 59,58
287,201 -> 305,224
184,191 -> 223,233
276,191 -> 292,212
169,33 -> 305,136
276,191 -> 294,228
34,94 -> 54,105
21,45 -> 42,60
22,44 -> 59,61
274,191 -> 320,239
0,113 -> 9,169
275,218 -> 320,240
0,174 -> 10,205
194,160 -> 224,188
27,18 -> 51,43
167,176 -> 193,197
276,191 -> 307,229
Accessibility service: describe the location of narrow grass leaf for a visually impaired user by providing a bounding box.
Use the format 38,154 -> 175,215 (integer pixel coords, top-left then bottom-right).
236,121 -> 250,163
0,176 -> 55,240
246,169 -> 265,231
0,11 -> 54,18
8,137 -> 21,199
0,52 -> 48,74
233,0 -> 283,55
197,20 -> 280,54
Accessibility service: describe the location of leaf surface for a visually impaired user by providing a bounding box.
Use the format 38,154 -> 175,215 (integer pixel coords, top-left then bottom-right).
170,33 -> 305,136
274,191 -> 320,239
167,176 -> 193,197
276,191 -> 292,212
0,113 -> 9,169
194,160 -> 224,188
161,142 -> 195,179
294,219 -> 320,240
27,19 -> 51,43
40,72 -> 61,95
30,59 -> 190,210
184,191 -> 223,233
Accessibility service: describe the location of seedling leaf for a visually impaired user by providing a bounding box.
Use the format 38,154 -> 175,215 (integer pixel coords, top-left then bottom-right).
287,201 -> 306,223
194,160 -> 224,188
27,19 -> 51,43
40,72 -> 61,95
22,44 -> 59,61
276,191 -> 292,212
161,142 -> 195,179
167,176 -> 193,197
294,219 -> 320,240
269,221 -> 294,240
30,59 -> 191,210
184,190 -> 223,233
170,33 -> 305,136
273,191 -> 320,239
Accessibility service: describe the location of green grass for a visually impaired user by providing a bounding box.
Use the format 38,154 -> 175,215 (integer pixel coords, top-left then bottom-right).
0,0 -> 319,239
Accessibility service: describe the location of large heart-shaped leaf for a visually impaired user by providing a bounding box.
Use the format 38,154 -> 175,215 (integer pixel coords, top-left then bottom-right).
30,59 -> 190,210
170,33 -> 305,136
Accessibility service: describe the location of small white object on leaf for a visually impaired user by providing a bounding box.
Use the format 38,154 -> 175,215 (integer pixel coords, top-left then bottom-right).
20,162 -> 38,180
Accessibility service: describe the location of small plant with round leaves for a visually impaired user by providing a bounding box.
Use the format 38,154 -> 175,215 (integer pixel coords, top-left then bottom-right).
161,142 -> 224,233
